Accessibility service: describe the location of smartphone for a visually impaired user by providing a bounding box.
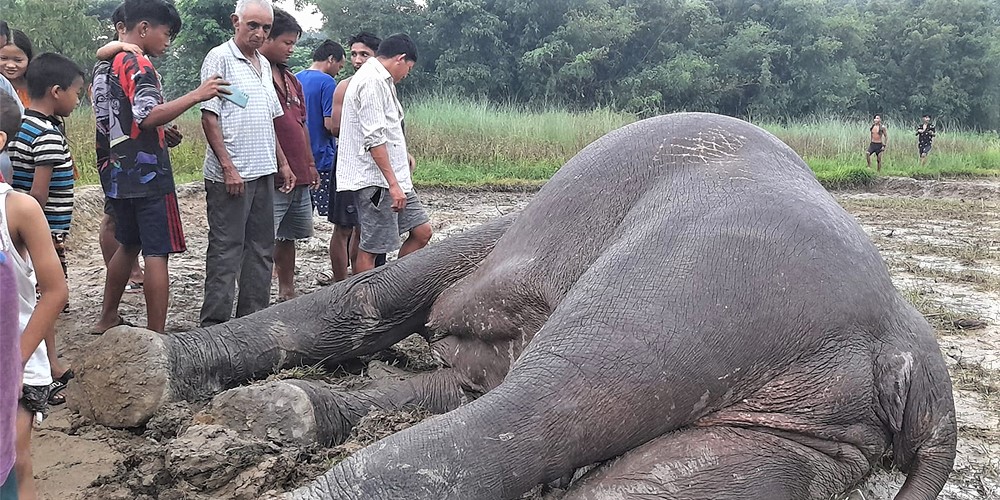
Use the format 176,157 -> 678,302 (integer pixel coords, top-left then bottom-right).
221,85 -> 249,108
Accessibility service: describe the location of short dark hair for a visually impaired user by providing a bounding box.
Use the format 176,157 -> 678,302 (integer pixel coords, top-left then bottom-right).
0,20 -> 10,42
26,53 -> 85,100
0,91 -> 21,150
348,31 -> 380,52
376,33 -> 417,63
873,113 -> 881,119
122,0 -> 182,39
312,40 -> 344,62
922,114 -> 932,119
7,29 -> 33,61
269,8 -> 301,40
111,4 -> 126,26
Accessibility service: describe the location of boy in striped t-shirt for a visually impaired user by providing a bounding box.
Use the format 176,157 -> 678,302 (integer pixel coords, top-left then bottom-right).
8,53 -> 85,281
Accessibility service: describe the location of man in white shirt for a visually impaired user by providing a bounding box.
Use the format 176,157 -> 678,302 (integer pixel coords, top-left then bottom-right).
337,33 -> 430,273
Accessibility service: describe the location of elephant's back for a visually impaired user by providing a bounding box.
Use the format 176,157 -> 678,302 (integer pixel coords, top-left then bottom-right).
492,112 -> 840,272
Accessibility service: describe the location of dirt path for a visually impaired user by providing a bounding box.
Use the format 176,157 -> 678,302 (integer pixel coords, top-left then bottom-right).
27,178 -> 1000,499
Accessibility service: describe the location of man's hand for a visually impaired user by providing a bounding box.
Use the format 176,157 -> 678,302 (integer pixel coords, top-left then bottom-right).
165,125 -> 183,148
388,184 -> 406,212
307,165 -> 320,190
407,153 -> 416,173
222,163 -> 244,196
278,163 -> 296,193
195,75 -> 231,103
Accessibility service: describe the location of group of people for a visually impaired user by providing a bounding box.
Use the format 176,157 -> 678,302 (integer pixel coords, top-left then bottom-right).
864,113 -> 938,172
0,0 -> 429,496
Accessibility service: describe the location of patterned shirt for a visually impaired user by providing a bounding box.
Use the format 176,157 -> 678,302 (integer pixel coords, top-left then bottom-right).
200,39 -> 283,182
8,110 -> 75,234
336,58 -> 412,193
916,124 -> 936,147
93,52 -> 175,199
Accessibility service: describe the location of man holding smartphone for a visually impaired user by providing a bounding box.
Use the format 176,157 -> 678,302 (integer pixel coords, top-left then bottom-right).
198,0 -> 296,327
337,33 -> 430,274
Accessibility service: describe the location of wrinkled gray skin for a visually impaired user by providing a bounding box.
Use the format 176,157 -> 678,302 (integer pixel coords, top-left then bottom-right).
285,113 -> 956,500
72,216 -> 513,428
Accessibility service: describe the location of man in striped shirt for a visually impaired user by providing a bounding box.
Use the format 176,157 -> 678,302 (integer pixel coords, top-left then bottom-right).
8,53 -> 84,281
336,34 -> 431,273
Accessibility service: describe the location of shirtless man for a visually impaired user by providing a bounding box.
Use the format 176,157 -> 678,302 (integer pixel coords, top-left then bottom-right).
865,113 -> 888,172
326,31 -> 387,278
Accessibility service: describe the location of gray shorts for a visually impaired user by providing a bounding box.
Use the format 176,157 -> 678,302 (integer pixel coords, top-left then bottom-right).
355,186 -> 430,254
274,185 -> 314,241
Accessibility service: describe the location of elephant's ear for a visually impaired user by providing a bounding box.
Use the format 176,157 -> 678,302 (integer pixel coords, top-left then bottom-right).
873,351 -> 912,459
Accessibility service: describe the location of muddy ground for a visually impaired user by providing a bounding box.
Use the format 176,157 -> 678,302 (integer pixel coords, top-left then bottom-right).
26,178 -> 1000,499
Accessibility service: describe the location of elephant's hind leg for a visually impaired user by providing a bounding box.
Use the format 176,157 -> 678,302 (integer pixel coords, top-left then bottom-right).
564,426 -> 870,500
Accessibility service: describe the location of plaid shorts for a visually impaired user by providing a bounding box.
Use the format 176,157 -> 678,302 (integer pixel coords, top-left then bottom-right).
51,232 -> 67,279
20,384 -> 49,421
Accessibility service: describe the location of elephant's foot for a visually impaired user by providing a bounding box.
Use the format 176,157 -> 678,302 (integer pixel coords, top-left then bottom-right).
562,426 -> 869,500
72,217 -> 514,428
206,368 -> 473,447
70,325 -> 171,428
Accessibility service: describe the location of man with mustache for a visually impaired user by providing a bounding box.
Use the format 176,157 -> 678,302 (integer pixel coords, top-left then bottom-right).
198,0 -> 295,327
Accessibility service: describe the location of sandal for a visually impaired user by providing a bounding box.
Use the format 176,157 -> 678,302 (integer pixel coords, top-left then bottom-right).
48,369 -> 74,406
315,270 -> 335,286
124,281 -> 144,293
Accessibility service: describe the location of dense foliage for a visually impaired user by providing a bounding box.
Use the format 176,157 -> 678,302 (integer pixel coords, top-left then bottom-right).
3,0 -> 999,129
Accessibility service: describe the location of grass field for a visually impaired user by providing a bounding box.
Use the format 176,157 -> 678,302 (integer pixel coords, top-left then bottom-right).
63,96 -> 1000,190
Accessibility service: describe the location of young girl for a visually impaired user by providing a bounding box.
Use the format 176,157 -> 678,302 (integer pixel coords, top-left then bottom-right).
0,29 -> 33,108
0,90 -> 68,499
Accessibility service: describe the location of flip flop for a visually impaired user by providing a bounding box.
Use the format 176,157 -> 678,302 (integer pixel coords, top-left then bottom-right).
88,316 -> 134,335
125,281 -> 144,293
315,270 -> 335,286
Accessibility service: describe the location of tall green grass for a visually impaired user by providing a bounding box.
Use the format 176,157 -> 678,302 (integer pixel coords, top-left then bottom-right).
63,98 -> 1000,190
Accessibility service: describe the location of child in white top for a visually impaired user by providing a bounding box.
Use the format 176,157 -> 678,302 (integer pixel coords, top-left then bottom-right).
0,88 -> 68,500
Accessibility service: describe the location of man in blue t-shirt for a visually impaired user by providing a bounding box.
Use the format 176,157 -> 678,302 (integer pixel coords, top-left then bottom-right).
297,41 -> 344,216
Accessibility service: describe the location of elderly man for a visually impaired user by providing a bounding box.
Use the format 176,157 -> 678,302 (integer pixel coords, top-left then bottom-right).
198,0 -> 295,327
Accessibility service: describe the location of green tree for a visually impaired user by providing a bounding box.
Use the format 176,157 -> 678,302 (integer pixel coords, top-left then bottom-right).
156,0 -> 234,99
1,0 -> 104,75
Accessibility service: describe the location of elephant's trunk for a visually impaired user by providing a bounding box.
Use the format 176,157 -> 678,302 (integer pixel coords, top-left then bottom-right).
72,215 -> 515,428
894,451 -> 955,500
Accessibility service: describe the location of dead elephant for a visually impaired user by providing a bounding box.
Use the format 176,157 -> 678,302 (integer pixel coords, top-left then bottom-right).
75,113 -> 956,500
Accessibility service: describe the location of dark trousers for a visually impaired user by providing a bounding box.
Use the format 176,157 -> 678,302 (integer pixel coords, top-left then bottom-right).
200,175 -> 275,327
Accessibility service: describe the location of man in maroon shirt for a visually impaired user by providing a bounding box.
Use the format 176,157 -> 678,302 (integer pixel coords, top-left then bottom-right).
261,9 -> 318,301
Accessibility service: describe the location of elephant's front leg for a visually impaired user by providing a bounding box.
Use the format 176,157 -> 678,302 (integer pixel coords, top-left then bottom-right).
563,426 -> 870,500
205,334 -> 515,447
71,216 -> 514,428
